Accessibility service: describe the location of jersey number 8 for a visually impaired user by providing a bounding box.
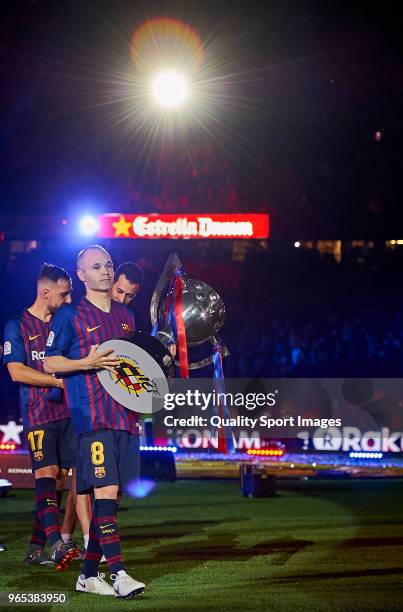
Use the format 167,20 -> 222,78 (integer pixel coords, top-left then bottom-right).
91,441 -> 105,465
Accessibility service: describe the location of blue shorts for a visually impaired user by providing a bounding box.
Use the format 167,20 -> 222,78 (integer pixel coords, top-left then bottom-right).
76,429 -> 140,494
25,417 -> 76,471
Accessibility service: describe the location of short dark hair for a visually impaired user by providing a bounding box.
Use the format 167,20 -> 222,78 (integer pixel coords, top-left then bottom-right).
38,263 -> 71,284
115,262 -> 144,286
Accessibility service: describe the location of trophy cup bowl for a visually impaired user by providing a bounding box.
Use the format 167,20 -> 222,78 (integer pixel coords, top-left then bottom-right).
156,277 -> 226,347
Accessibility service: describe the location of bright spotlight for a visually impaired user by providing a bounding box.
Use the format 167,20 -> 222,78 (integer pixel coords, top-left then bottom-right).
294,241 -> 301,248
151,70 -> 188,108
79,215 -> 99,237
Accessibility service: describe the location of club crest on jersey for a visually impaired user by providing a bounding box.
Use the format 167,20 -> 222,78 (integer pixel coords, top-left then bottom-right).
3,341 -> 11,356
121,322 -> 130,333
46,331 -> 55,347
112,356 -> 159,397
34,451 -> 43,462
95,466 -> 106,478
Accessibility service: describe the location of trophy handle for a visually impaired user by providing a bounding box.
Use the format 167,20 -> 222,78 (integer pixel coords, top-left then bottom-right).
173,336 -> 230,370
150,253 -> 182,327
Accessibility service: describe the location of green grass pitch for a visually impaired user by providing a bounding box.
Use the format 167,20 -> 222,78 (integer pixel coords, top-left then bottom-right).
0,479 -> 402,611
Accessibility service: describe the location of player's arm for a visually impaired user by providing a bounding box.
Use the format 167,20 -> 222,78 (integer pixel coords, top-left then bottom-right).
7,362 -> 63,388
44,304 -> 120,374
3,319 -> 62,387
45,346 -> 120,374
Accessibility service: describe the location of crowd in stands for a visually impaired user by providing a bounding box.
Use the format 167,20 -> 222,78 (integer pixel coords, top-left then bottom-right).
222,246 -> 403,377
225,311 -> 403,378
124,134 -> 380,239
127,141 -> 297,215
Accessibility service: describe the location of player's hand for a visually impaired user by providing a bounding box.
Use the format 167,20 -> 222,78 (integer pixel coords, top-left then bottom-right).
53,376 -> 64,389
168,343 -> 177,358
82,345 -> 121,372
50,374 -> 64,389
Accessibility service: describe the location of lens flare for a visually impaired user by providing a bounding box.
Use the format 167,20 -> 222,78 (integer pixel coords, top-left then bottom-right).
131,17 -> 204,73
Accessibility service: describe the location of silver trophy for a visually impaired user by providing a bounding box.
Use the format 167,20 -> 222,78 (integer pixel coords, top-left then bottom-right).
151,254 -> 229,369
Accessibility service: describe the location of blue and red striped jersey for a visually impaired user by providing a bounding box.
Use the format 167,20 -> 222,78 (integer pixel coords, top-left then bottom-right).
45,297 -> 140,436
3,311 -> 68,429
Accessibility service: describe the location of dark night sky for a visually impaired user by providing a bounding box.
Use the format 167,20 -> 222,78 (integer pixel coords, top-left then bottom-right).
0,0 -> 402,236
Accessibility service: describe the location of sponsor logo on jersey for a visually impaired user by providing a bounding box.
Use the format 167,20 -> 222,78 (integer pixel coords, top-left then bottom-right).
87,325 -> 101,333
31,350 -> 45,361
29,334 -> 41,342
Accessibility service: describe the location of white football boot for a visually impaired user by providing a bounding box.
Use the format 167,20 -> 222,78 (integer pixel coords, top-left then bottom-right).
76,573 -> 115,595
111,570 -> 145,598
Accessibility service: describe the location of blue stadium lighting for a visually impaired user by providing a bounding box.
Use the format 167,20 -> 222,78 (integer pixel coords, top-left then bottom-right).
140,446 -> 177,453
125,478 -> 155,498
78,215 -> 99,237
349,452 -> 383,459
